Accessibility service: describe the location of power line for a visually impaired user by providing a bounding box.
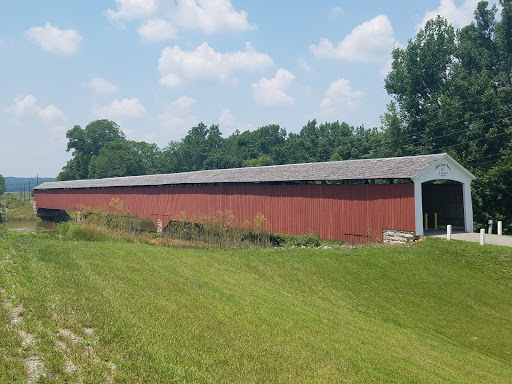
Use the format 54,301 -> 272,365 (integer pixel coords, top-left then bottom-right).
465,152 -> 504,164
409,114 -> 512,147
426,130 -> 512,154
381,99 -> 512,145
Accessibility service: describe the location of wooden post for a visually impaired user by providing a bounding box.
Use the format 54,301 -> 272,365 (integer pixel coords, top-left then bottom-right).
447,225 -> 452,240
424,213 -> 428,231
480,229 -> 485,245
434,213 -> 438,230
498,221 -> 503,236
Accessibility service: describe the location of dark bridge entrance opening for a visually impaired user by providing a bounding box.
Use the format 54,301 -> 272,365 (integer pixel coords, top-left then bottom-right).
422,182 -> 464,230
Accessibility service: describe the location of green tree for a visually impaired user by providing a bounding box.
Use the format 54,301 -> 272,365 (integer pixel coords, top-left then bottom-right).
0,173 -> 5,195
472,150 -> 512,234
242,155 -> 273,167
160,123 -> 229,172
382,1 -> 512,231
329,153 -> 342,162
385,16 -> 457,154
87,140 -> 163,179
282,132 -> 312,164
160,141 -> 184,173
372,102 -> 407,158
58,120 -> 126,180
226,124 -> 287,165
496,0 -> 512,87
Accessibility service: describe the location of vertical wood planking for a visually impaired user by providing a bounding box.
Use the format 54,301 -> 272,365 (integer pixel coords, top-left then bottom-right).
34,183 -> 415,243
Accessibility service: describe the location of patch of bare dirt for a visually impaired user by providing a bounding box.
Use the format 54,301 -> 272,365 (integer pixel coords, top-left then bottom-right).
63,358 -> 78,374
25,355 -> 45,382
55,326 -> 116,382
58,328 -> 83,343
1,299 -> 47,382
19,330 -> 35,348
10,304 -> 24,324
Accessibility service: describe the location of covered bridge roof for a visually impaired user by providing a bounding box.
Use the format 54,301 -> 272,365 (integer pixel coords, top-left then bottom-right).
35,153 -> 448,190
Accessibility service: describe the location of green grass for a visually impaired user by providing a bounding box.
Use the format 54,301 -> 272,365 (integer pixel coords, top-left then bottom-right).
0,226 -> 511,383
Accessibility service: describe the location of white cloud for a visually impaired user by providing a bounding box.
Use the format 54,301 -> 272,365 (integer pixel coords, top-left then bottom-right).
25,23 -> 82,55
172,95 -> 196,110
218,108 -> 252,134
48,124 -> 68,144
138,18 -> 177,42
105,0 -> 157,21
38,105 -> 66,122
218,108 -> 235,126
417,0 -> 484,30
252,69 -> 295,107
94,98 -> 146,119
9,95 -> 37,117
158,42 -> 273,87
9,94 -> 66,122
105,0 -> 253,35
159,96 -> 199,137
173,0 -> 255,34
319,79 -> 363,117
84,77 -> 119,93
329,7 -> 343,20
310,15 -> 397,64
159,73 -> 183,88
297,58 -> 312,72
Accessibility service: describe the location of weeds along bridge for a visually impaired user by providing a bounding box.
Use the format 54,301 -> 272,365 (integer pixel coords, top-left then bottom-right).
33,154 -> 475,244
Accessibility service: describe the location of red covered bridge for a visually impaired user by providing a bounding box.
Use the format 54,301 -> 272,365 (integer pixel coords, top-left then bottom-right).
33,153 -> 475,243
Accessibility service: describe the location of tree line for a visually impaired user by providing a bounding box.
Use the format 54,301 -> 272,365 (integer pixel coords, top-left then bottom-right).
57,1 -> 512,233
57,119 -> 378,181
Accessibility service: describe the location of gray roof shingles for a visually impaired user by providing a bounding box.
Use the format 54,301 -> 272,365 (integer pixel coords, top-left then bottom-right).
34,153 -> 446,190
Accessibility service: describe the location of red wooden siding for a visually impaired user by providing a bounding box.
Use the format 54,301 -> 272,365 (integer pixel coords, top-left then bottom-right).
34,183 -> 415,243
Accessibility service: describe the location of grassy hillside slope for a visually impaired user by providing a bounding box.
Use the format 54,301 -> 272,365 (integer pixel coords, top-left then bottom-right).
0,229 -> 511,383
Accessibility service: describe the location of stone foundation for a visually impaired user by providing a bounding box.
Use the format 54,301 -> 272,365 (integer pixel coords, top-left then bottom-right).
383,229 -> 417,244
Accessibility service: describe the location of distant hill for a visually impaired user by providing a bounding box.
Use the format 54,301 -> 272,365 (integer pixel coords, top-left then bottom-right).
4,177 -> 56,193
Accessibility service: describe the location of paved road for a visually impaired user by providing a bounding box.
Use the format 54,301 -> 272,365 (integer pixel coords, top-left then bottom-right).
429,231 -> 512,247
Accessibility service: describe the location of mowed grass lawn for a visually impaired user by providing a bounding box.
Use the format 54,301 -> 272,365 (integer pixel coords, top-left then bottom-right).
1,229 -> 511,383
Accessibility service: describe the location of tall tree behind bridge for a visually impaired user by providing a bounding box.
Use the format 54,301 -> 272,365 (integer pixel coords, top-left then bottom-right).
382,0 -> 512,231
58,120 -> 126,180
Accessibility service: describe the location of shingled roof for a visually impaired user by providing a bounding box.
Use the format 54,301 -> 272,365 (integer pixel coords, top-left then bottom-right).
35,153 -> 447,190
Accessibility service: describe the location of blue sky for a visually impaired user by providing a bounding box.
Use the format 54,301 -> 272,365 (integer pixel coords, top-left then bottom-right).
1,0 -> 500,177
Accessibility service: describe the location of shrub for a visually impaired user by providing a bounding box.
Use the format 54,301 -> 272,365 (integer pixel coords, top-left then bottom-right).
162,211 -> 280,249
283,231 -> 321,248
58,222 -> 108,242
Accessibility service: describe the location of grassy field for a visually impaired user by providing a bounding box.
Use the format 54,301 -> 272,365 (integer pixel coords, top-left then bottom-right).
0,226 -> 511,383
